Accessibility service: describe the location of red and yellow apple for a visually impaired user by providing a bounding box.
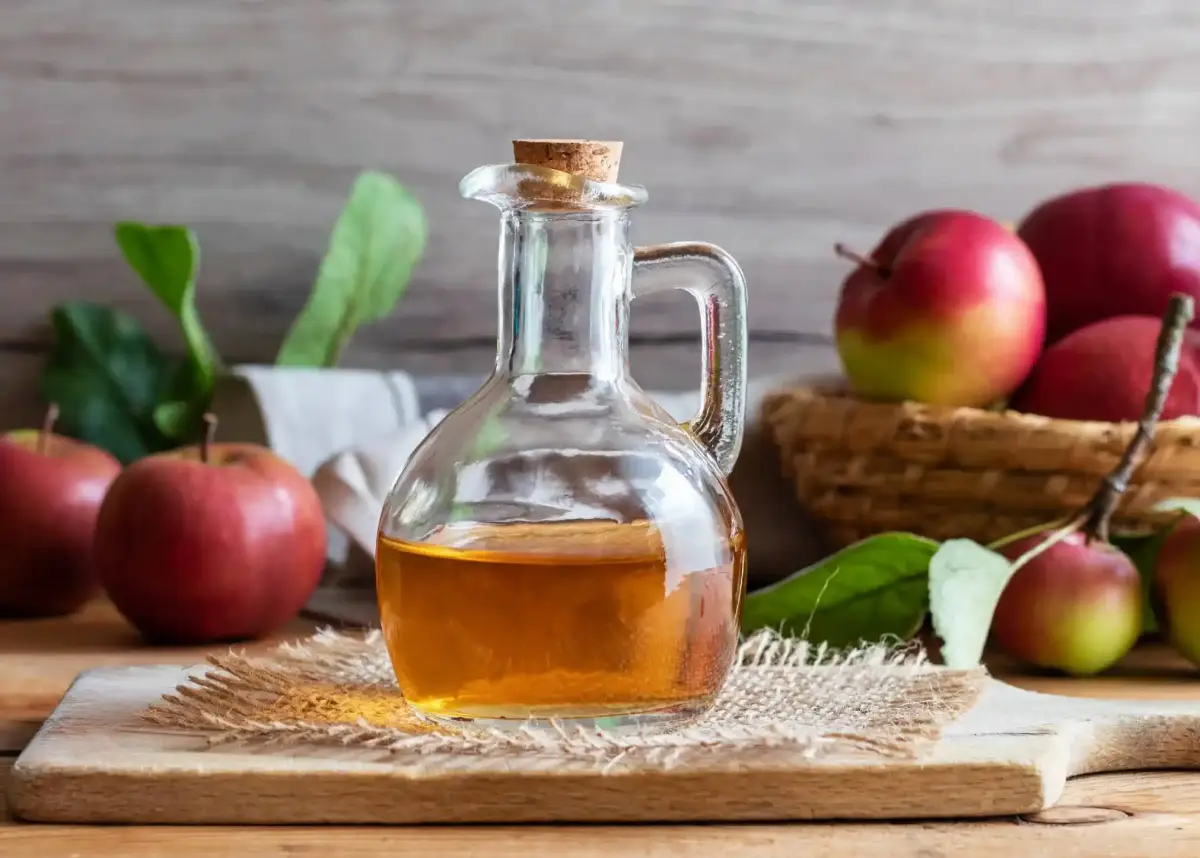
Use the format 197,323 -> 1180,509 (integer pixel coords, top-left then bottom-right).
1018,182 -> 1200,344
990,531 -> 1143,676
833,209 -> 1047,407
1011,315 -> 1200,423
94,417 -> 327,644
0,406 -> 121,617
1153,515 -> 1200,667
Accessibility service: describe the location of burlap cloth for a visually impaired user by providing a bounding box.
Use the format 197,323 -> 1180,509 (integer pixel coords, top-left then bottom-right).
144,628 -> 986,771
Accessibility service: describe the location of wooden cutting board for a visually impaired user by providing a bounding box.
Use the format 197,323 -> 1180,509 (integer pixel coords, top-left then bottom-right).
7,664 -> 1200,825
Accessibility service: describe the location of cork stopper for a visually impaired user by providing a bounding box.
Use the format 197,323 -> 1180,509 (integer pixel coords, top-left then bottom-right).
512,139 -> 623,183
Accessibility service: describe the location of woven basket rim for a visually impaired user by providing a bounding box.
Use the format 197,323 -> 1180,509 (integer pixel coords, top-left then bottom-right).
762,381 -> 1200,432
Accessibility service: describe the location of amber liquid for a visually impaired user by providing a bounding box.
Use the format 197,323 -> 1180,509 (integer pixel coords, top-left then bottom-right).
376,520 -> 747,723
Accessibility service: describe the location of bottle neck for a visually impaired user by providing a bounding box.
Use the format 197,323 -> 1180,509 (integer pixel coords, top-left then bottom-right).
497,210 -> 632,382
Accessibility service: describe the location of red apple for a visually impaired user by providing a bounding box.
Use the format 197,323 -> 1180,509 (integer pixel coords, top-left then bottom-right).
1011,315 -> 1200,423
1152,515 -> 1200,667
0,406 -> 121,617
94,416 -> 327,644
834,209 -> 1047,407
991,531 -> 1143,676
1017,182 -> 1200,344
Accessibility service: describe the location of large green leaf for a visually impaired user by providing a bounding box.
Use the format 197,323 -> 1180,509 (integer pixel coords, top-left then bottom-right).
39,302 -> 178,463
740,532 -> 939,648
114,222 -> 220,441
276,171 -> 427,368
114,222 -> 217,383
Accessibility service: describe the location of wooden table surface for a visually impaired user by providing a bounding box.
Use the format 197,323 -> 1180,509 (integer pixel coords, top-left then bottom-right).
3,600 -> 1200,856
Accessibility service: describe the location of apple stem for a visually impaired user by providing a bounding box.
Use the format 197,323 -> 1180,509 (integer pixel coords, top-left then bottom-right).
1079,292 -> 1194,544
38,403 -> 60,455
833,243 -> 890,279
201,413 -> 217,465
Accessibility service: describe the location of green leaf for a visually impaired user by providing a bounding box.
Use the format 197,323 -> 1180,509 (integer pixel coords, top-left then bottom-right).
1119,496 -> 1200,634
740,532 -> 940,648
929,539 -> 1017,669
113,222 -> 220,394
39,302 -> 178,463
276,171 -> 427,368
153,398 -> 197,439
149,360 -> 215,443
1113,528 -> 1173,634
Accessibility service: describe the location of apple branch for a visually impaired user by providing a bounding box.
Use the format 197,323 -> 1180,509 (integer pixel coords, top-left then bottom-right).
1080,292 -> 1195,544
833,243 -> 889,279
201,413 -> 217,465
38,403 -> 60,455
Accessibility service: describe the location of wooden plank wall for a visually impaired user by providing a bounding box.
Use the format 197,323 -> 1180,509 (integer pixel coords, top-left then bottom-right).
4,0 -> 1200,429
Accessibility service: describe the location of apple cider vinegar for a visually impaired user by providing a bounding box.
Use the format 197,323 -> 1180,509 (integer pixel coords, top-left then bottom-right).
373,139 -> 751,726
375,520 -> 747,724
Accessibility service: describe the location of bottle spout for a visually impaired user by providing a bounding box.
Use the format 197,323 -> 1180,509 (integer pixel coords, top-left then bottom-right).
459,139 -> 648,212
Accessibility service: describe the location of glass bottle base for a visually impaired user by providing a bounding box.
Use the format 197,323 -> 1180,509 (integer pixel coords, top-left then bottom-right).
410,700 -> 713,736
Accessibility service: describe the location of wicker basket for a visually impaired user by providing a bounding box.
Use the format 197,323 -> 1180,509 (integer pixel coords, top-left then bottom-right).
760,382 -> 1200,548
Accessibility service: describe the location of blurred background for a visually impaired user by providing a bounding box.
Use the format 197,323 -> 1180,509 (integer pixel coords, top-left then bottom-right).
3,0 -> 1200,428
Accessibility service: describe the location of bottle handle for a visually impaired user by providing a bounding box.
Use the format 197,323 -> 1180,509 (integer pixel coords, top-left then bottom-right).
632,242 -> 749,476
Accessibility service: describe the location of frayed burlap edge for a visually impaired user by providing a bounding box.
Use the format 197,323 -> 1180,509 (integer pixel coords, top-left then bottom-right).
142,628 -> 986,771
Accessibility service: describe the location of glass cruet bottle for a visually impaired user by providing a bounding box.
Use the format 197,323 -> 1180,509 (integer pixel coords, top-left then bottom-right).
375,139 -> 749,729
